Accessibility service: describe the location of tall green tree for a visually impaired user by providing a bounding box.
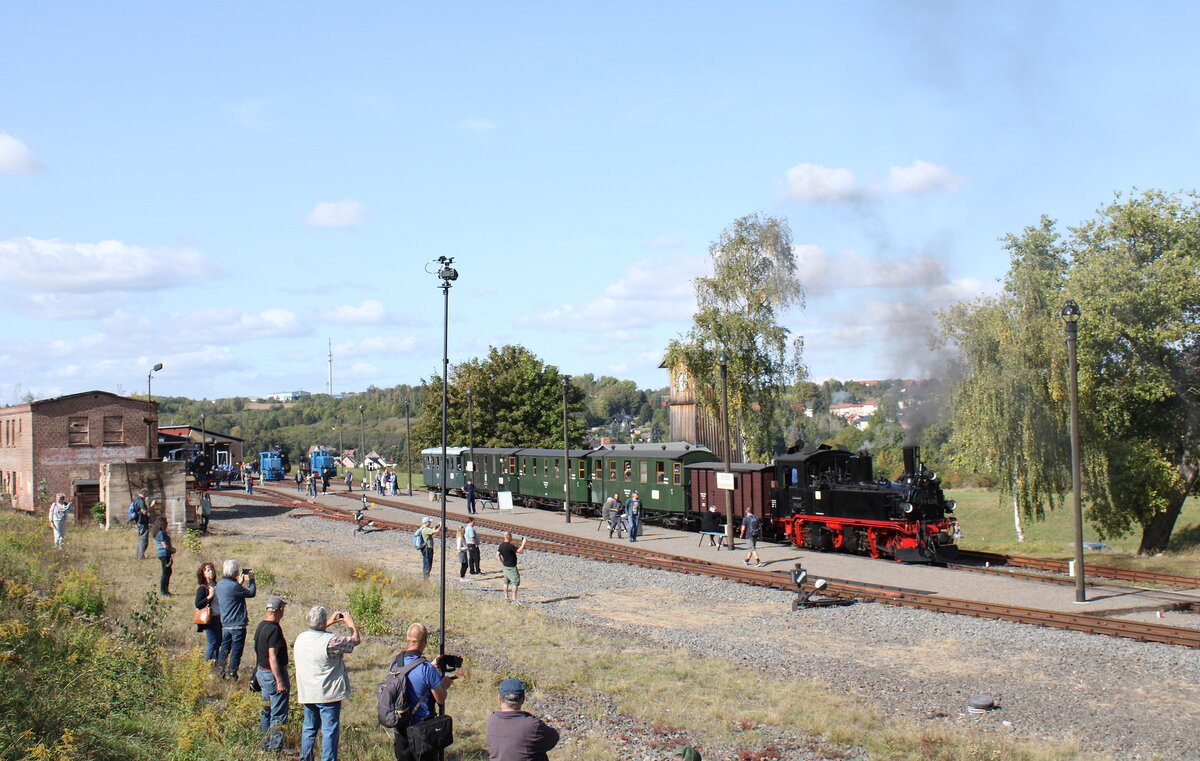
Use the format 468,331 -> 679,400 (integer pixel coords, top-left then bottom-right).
1069,191 -> 1200,553
941,191 -> 1200,553
665,213 -> 806,461
412,344 -> 586,450
937,218 -> 1073,540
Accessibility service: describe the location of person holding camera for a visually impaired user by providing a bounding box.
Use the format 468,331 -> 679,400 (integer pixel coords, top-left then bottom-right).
215,559 -> 257,680
387,622 -> 457,761
294,605 -> 360,761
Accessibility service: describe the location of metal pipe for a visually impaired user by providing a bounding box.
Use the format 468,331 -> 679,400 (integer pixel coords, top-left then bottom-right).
1063,301 -> 1087,603
720,353 -> 733,547
563,375 -> 571,523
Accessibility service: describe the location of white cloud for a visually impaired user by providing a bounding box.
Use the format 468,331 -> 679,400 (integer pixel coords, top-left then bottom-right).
0,133 -> 43,174
783,160 -> 964,202
784,163 -> 858,202
457,118 -> 497,132
879,160 -> 965,195
304,199 -> 368,228
227,97 -> 271,130
334,336 -> 418,359
320,300 -> 393,325
102,307 -> 307,345
0,237 -> 221,293
515,254 -> 702,331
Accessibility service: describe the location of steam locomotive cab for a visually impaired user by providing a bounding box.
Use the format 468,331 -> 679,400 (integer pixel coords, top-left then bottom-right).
774,444 -> 958,563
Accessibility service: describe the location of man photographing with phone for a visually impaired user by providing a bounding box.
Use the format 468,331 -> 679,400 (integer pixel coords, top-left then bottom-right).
295,605 -> 360,761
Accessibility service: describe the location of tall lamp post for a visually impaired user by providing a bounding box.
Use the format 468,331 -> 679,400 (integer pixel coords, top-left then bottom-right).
719,353 -> 734,548
358,404 -> 365,484
431,255 -> 458,669
199,413 -> 207,470
1061,300 -> 1087,603
404,398 -> 413,496
147,362 -> 163,460
467,388 -> 475,493
562,375 -> 571,523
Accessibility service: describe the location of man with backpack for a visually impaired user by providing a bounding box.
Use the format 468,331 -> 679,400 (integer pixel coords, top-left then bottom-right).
378,622 -> 456,761
740,511 -> 763,567
128,489 -> 152,559
413,518 -> 440,579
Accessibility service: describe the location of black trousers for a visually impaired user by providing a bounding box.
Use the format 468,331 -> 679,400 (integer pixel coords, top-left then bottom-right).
159,556 -> 172,594
467,545 -> 481,574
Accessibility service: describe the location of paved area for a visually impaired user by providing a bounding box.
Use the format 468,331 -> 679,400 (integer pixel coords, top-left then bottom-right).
233,485 -> 1200,621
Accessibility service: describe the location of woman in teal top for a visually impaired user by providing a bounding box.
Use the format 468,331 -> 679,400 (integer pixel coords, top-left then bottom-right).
154,517 -> 176,596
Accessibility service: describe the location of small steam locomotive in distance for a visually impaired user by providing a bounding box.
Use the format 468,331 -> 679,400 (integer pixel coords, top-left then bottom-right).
771,444 -> 958,563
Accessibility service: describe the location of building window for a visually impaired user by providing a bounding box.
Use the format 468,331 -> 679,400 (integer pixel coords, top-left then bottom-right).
103,416 -> 124,445
68,417 -> 89,446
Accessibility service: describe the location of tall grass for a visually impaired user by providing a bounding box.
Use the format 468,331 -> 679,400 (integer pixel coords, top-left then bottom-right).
0,509 -> 1110,761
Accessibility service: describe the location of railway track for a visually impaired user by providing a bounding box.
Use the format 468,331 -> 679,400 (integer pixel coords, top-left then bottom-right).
957,549 -> 1200,589
236,487 -> 1200,649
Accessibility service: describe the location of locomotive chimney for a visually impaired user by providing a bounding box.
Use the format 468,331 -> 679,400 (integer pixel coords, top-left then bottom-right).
903,445 -> 919,477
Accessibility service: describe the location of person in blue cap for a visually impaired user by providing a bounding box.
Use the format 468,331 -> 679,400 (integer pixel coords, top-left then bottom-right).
485,677 -> 559,761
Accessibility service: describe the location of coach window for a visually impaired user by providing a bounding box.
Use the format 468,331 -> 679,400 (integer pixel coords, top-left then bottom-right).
508,457 -> 517,475
656,462 -> 667,484
519,457 -> 527,476
623,461 -> 632,482
639,461 -> 648,483
593,461 -> 602,481
672,462 -> 682,485
608,460 -> 616,480
554,459 -> 560,478
68,417 -> 89,446
103,416 -> 124,445
578,461 -> 587,479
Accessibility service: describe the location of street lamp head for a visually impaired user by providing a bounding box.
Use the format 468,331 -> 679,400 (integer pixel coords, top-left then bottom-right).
151,363 -> 163,372
562,375 -> 570,385
718,352 -> 728,366
1060,300 -> 1081,323
435,256 -> 458,282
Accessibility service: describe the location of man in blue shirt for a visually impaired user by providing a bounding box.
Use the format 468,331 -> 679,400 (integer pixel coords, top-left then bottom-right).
464,517 -> 481,575
390,622 -> 456,761
215,559 -> 257,680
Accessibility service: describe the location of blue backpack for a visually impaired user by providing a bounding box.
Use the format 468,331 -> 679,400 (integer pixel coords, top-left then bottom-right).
412,528 -> 425,549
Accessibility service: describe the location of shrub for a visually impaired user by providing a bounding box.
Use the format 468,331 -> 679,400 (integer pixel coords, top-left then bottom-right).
254,566 -> 276,586
347,581 -> 391,635
180,529 -> 203,555
90,501 -> 107,524
54,568 -> 106,617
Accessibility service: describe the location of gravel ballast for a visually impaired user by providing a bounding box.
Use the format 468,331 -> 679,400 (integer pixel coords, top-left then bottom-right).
217,497 -> 1200,760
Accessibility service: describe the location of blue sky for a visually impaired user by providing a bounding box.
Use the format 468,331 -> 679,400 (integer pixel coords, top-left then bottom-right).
3,2 -> 1199,402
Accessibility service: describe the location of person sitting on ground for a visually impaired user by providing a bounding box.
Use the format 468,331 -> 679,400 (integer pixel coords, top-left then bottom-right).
486,677 -> 559,761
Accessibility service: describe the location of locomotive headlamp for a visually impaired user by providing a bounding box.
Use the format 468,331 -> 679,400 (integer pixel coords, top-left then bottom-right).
945,500 -> 956,512
900,502 -> 914,514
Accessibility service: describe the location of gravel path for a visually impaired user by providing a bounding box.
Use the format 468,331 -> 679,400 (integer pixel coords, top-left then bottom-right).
215,497 -> 1200,760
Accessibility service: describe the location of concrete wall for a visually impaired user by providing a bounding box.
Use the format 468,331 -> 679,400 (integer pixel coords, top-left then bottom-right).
101,461 -> 191,533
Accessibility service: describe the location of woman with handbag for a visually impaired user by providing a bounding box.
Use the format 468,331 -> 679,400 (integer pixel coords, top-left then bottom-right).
455,526 -> 469,580
194,561 -> 223,664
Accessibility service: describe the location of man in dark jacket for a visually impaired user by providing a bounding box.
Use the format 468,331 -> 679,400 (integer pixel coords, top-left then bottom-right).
485,678 -> 558,761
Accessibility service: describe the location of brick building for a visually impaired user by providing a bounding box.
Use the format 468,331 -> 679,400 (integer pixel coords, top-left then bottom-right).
0,390 -> 156,520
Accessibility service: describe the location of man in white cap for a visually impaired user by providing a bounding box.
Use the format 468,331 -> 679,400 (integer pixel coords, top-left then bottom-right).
416,517 -> 440,578
486,677 -> 559,760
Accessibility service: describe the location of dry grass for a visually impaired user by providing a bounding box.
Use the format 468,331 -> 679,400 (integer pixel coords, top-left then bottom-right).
38,515 -> 1114,761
